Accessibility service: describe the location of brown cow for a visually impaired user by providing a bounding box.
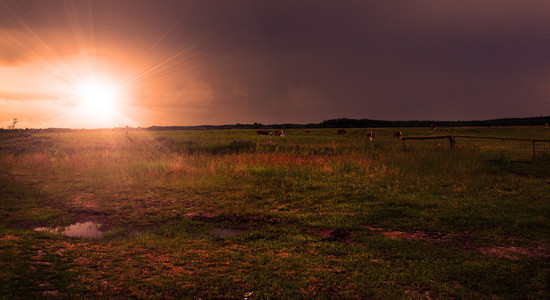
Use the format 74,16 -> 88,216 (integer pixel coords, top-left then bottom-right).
430,124 -> 436,131
305,129 -> 310,134
393,131 -> 403,139
366,131 -> 374,141
338,129 -> 347,135
257,130 -> 269,135
273,130 -> 285,137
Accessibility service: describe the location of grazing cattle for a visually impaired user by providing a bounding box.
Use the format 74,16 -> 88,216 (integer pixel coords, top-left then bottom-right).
273,130 -> 285,137
366,131 -> 374,141
546,123 -> 549,129
305,129 -> 310,134
338,129 -> 347,135
257,130 -> 269,135
393,131 -> 403,139
429,124 -> 436,131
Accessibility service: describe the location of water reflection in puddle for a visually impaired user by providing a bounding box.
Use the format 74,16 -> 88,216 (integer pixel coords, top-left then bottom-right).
34,222 -> 104,239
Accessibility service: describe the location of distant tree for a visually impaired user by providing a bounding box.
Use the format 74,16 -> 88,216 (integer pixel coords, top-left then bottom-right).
10,118 -> 18,129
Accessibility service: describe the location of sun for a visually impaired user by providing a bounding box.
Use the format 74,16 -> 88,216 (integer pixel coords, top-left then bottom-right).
65,74 -> 129,128
73,77 -> 121,116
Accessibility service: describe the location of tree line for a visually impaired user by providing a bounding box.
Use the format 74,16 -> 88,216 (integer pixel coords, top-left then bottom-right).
144,116 -> 550,130
3,116 -> 549,132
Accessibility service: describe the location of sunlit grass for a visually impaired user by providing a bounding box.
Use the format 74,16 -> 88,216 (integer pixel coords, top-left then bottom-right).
0,127 -> 549,298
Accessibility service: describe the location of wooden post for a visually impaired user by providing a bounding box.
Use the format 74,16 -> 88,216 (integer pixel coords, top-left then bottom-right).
449,136 -> 454,150
533,140 -> 535,161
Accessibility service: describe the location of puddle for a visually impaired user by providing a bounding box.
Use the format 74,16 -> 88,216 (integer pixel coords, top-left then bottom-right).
34,222 -> 104,239
212,227 -> 244,239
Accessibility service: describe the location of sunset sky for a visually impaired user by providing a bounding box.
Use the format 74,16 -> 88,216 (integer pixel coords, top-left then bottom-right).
1,0 -> 550,129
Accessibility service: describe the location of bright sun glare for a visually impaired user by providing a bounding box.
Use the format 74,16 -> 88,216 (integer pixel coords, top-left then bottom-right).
73,77 -> 121,116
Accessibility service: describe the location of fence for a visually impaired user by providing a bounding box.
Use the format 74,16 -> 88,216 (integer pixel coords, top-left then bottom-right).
401,135 -> 550,161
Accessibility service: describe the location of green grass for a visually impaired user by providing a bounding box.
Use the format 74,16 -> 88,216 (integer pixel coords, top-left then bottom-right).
0,127 -> 549,298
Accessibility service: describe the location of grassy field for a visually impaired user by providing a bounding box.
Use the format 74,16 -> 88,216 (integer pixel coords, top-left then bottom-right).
1,127 -> 549,298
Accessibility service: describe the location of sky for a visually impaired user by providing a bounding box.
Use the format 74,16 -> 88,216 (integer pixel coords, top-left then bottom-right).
1,0 -> 550,129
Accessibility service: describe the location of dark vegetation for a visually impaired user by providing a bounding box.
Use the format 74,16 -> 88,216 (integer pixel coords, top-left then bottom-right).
4,115 -> 545,132
148,115 -> 550,130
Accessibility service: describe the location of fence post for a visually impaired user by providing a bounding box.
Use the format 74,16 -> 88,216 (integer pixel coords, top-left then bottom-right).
449,136 -> 454,150
533,140 -> 536,161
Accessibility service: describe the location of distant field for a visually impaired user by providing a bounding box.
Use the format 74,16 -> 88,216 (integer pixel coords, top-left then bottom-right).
1,127 -> 549,298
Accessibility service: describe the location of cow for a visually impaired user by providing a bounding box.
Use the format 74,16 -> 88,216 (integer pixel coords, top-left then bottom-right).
546,123 -> 549,129
305,129 -> 310,134
338,129 -> 347,135
273,130 -> 285,137
393,131 -> 403,139
366,131 -> 374,141
257,130 -> 269,135
429,124 -> 436,131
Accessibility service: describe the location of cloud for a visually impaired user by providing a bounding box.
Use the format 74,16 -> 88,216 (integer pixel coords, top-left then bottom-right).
3,0 -> 550,127
0,34 -> 29,64
0,92 -> 62,101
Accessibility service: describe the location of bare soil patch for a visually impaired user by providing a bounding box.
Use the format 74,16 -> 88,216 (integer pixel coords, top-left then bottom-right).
309,228 -> 353,243
70,192 -> 102,211
478,245 -> 550,260
364,226 -> 550,260
365,226 -> 450,241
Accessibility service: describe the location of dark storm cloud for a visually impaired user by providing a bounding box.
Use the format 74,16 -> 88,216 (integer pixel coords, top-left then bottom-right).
246,1 -> 550,121
2,0 -> 550,124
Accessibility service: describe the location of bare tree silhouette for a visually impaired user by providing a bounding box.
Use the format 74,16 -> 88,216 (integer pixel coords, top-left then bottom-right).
9,118 -> 18,130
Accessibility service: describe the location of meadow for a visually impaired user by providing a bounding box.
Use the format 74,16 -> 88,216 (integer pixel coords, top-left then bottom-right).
0,126 -> 549,298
